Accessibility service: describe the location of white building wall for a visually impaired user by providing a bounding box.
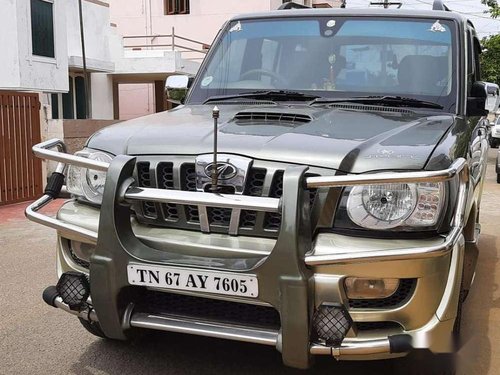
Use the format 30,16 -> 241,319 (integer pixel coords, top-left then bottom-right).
15,0 -> 68,92
90,73 -> 114,119
0,0 -> 21,89
64,0 -> 115,71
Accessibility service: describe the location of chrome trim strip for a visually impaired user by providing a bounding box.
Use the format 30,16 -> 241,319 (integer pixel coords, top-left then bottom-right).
305,226 -> 461,265
124,187 -> 281,212
334,339 -> 391,357
228,208 -> 241,236
198,205 -> 210,233
26,195 -> 98,245
310,338 -> 392,357
305,158 -> 466,188
129,313 -> 279,346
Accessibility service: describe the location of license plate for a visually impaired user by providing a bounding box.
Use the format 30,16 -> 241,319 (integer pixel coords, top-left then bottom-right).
127,264 -> 258,298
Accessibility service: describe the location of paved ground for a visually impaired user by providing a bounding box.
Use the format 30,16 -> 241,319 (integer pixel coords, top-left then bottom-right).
1,149 -> 499,375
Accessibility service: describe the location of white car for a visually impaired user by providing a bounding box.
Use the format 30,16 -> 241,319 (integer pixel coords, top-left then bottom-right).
490,117 -> 500,148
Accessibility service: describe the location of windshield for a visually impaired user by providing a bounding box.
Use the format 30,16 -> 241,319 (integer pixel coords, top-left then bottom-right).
188,16 -> 457,111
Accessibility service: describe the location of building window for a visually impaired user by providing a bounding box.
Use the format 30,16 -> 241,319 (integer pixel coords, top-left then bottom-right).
31,0 -> 55,58
165,0 -> 190,15
51,75 -> 88,120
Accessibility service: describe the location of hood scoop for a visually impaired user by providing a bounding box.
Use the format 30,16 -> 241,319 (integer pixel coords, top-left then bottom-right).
233,111 -> 313,126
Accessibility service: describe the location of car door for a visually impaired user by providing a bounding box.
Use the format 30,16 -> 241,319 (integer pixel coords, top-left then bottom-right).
467,29 -> 489,187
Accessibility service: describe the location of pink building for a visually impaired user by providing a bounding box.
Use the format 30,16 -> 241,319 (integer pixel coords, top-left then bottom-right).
108,0 -> 341,119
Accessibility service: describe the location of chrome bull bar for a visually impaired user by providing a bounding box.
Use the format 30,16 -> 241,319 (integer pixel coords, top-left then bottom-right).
28,139 -> 469,364
27,138 -> 468,262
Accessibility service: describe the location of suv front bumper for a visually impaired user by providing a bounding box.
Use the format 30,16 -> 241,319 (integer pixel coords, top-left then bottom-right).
27,139 -> 469,368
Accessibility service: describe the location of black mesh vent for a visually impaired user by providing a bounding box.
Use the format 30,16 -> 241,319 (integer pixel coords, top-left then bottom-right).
157,162 -> 174,189
208,207 -> 232,227
137,162 -> 157,218
263,171 -> 317,231
348,279 -> 417,309
68,247 -> 90,269
240,168 -> 266,229
264,171 -> 284,231
181,163 -> 200,223
137,290 -> 281,330
234,112 -> 312,124
327,103 -> 413,115
355,321 -> 403,331
157,162 -> 178,221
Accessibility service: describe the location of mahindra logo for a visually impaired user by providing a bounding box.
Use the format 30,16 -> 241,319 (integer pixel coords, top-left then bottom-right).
195,154 -> 251,194
204,162 -> 238,180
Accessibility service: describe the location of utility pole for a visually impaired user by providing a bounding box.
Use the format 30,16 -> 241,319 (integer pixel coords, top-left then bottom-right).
370,0 -> 402,8
78,0 -> 90,119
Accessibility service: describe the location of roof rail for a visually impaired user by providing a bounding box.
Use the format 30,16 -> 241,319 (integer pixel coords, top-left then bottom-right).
432,0 -> 450,11
278,2 -> 310,10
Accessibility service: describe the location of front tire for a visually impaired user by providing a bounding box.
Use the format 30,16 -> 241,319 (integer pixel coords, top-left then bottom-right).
78,318 -> 108,339
497,174 -> 500,184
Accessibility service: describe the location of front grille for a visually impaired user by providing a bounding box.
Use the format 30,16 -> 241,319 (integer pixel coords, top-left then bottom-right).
348,279 -> 417,309
135,159 -> 319,238
137,290 -> 281,330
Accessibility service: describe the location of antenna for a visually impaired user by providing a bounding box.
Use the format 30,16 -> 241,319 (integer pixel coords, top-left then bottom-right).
370,0 -> 402,9
211,106 -> 220,192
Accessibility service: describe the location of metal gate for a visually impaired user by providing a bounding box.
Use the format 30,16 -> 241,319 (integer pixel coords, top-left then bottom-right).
0,91 -> 43,206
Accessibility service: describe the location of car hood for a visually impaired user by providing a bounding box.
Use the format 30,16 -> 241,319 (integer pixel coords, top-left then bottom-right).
87,104 -> 454,173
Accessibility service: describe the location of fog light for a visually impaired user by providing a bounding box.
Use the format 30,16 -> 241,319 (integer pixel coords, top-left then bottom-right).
56,271 -> 90,310
344,278 -> 399,299
312,303 -> 352,346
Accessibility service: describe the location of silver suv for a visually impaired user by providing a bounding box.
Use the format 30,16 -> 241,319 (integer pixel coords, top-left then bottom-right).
27,1 -> 490,370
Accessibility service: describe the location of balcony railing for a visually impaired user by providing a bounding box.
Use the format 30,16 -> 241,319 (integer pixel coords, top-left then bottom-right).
122,27 -> 210,60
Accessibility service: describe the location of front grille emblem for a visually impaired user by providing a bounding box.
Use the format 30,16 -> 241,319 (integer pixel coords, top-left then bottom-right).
195,154 -> 252,194
204,162 -> 238,180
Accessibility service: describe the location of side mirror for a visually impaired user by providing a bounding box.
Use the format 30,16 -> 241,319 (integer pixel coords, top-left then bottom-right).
486,84 -> 498,95
467,81 -> 489,117
165,75 -> 189,104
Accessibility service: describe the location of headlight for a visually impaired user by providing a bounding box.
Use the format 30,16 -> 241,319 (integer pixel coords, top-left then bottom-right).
66,150 -> 113,204
345,182 -> 445,230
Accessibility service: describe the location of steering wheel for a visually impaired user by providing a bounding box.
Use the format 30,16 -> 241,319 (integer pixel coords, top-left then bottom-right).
240,69 -> 287,86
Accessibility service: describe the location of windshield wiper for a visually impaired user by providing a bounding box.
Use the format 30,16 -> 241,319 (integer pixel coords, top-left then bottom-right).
310,95 -> 444,110
203,90 -> 321,104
